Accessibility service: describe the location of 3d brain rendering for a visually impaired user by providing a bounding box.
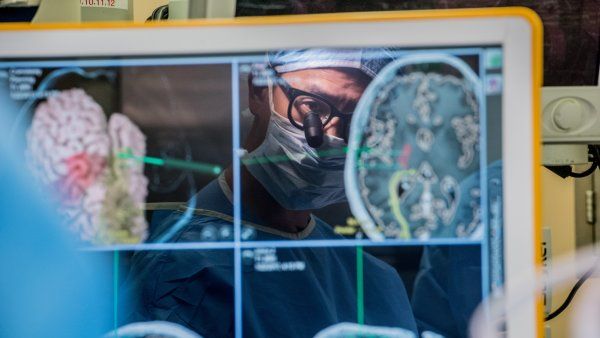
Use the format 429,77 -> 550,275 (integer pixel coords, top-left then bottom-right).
26,88 -> 148,245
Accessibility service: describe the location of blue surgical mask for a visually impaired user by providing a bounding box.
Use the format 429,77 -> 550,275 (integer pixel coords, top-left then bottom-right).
242,80 -> 347,210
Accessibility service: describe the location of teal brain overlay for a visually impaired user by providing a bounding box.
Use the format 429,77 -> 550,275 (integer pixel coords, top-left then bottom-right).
345,54 -> 483,240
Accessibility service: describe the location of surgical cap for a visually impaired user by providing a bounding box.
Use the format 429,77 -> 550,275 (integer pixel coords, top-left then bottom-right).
267,48 -> 397,78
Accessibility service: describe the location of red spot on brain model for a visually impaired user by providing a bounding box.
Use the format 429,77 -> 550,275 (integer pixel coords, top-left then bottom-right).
26,88 -> 148,244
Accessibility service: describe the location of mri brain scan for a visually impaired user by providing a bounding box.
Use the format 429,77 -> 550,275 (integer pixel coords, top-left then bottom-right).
26,88 -> 149,245
346,54 -> 484,240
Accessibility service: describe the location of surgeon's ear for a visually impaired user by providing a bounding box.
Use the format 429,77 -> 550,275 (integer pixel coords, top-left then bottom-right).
247,72 -> 270,122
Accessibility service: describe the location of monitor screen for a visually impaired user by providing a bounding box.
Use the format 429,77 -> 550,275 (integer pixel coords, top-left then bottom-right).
1,46 -> 504,338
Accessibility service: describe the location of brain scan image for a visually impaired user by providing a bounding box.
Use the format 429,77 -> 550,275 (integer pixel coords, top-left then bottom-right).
26,88 -> 149,245
346,54 -> 484,240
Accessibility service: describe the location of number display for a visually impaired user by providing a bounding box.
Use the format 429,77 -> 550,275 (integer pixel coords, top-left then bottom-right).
80,0 -> 128,10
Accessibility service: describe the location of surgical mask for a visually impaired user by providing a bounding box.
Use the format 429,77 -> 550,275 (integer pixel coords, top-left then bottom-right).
242,79 -> 347,210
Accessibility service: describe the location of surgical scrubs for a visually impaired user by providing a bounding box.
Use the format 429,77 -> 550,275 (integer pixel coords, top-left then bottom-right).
122,177 -> 417,338
411,162 -> 503,338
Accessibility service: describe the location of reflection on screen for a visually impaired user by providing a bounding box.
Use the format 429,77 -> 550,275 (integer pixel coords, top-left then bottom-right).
0,46 -> 504,338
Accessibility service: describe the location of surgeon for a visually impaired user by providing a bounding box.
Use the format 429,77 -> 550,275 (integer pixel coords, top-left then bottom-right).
122,49 -> 418,338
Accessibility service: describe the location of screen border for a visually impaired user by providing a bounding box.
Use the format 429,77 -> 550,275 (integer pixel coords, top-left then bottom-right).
0,7 -> 543,338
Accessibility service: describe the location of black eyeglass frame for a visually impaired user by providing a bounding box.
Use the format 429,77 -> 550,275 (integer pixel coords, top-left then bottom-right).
274,75 -> 353,131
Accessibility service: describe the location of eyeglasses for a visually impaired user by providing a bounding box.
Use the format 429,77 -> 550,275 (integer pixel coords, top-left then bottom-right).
275,76 -> 353,132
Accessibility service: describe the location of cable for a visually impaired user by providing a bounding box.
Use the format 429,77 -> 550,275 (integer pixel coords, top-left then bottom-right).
544,259 -> 598,321
567,145 -> 600,178
545,147 -> 600,320
569,161 -> 598,178
546,145 -> 600,179
593,145 -> 600,166
543,147 -> 600,321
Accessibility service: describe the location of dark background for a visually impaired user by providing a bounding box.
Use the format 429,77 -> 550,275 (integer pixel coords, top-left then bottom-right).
237,0 -> 600,86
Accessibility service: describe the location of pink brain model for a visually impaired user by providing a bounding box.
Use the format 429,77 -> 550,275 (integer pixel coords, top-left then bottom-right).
26,88 -> 148,244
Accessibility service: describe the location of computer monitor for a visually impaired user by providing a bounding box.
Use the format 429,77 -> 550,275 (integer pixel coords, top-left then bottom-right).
0,8 -> 542,338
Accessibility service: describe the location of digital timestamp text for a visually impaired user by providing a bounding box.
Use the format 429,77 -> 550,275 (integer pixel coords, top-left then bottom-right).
80,0 -> 128,10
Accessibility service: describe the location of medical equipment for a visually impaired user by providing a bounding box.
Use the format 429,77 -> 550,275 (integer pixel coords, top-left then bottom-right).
29,0 -> 235,23
542,86 -> 600,167
0,8 -> 542,337
168,0 -> 235,20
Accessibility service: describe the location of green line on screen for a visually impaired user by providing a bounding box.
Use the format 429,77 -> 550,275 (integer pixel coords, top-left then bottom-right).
143,157 -> 165,166
241,146 -> 379,166
357,245 -> 364,325
164,157 -> 222,175
117,152 -> 222,176
240,147 -> 349,165
118,144 -> 401,174
113,250 -> 119,336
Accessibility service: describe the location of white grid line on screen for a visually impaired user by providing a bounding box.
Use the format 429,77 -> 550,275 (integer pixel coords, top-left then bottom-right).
80,238 -> 483,252
479,50 -> 491,300
231,60 -> 243,338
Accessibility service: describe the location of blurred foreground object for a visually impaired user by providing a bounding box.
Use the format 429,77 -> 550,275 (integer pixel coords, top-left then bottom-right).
313,322 -> 415,338
0,90 -> 111,337
469,245 -> 600,338
105,321 -> 203,338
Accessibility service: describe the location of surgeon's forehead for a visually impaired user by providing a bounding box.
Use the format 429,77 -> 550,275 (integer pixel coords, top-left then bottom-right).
284,68 -> 369,93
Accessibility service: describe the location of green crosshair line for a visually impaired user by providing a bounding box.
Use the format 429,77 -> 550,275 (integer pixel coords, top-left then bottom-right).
117,151 -> 223,176
239,146 -> 403,168
118,147 -> 355,171
113,250 -> 119,336
357,245 -> 365,325
241,147 -> 350,165
118,146 -> 417,172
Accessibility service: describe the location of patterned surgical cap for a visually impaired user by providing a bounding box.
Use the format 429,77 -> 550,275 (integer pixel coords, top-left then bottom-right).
267,48 -> 398,78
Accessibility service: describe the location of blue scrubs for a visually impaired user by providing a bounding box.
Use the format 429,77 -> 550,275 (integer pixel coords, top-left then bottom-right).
411,162 -> 503,338
122,178 -> 417,338
411,246 -> 481,338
